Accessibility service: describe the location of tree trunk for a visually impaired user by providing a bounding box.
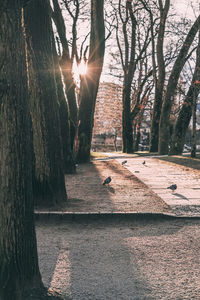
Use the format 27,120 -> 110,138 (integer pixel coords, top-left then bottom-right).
150,88 -> 163,152
159,15 -> 200,154
191,91 -> 197,158
170,30 -> 200,155
76,0 -> 105,162
122,82 -> 134,153
150,0 -> 170,152
52,0 -> 78,149
121,1 -> 137,154
52,41 -> 76,174
169,98 -> 192,154
54,60 -> 76,174
24,0 -> 67,206
0,4 -> 42,299
134,125 -> 141,152
60,59 -> 78,149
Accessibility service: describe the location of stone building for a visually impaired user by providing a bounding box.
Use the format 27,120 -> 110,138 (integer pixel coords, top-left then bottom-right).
92,82 -> 123,151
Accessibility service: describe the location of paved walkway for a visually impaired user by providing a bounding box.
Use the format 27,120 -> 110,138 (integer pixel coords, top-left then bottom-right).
103,153 -> 200,217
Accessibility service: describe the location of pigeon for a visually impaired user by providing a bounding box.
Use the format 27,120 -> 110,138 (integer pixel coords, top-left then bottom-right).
167,184 -> 177,193
142,160 -> 146,165
122,160 -> 127,165
103,176 -> 112,185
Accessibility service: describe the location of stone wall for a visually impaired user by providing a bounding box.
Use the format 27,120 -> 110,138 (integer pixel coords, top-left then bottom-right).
92,82 -> 123,151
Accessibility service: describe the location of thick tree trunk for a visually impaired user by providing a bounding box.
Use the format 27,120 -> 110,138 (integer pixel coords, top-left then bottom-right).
76,75 -> 96,162
54,64 -> 76,174
0,4 -> 42,299
77,0 -> 105,162
158,15 -> 200,154
24,0 -> 67,206
60,59 -> 78,148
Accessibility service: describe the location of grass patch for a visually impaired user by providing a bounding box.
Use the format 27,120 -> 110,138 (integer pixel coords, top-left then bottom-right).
154,154 -> 200,170
90,151 -> 109,158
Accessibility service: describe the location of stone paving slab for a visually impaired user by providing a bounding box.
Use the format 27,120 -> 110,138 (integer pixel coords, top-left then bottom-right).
104,154 -> 200,217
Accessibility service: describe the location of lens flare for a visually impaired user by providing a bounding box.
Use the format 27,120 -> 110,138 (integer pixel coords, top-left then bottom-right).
78,60 -> 87,75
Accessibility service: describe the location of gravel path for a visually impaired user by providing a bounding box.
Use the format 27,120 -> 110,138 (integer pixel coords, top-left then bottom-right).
37,216 -> 200,300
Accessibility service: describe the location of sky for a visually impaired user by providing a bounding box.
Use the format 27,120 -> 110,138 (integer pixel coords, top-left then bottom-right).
173,0 -> 198,19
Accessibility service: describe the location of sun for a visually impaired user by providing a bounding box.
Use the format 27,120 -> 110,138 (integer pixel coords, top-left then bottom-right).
72,60 -> 88,84
78,60 -> 87,75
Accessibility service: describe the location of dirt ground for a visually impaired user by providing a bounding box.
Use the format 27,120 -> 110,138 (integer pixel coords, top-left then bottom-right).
63,159 -> 172,214
37,216 -> 200,300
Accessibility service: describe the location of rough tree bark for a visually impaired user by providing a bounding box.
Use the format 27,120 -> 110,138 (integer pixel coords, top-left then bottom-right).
158,15 -> 200,154
170,30 -> 200,155
0,2 -> 42,299
76,0 -> 105,162
24,0 -> 67,206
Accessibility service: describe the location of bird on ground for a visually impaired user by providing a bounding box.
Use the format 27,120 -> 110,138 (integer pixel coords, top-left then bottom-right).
103,176 -> 112,185
167,184 -> 177,193
142,160 -> 146,165
122,160 -> 127,165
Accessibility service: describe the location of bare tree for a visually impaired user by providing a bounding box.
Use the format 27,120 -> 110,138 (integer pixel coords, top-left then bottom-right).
113,0 -> 152,153
170,30 -> 200,155
146,0 -> 170,152
158,15 -> 200,154
76,0 -> 105,162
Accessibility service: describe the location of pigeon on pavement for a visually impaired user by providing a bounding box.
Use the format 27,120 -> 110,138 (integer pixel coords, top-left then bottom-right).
122,160 -> 127,165
103,176 -> 112,185
142,160 -> 146,165
167,184 -> 177,193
